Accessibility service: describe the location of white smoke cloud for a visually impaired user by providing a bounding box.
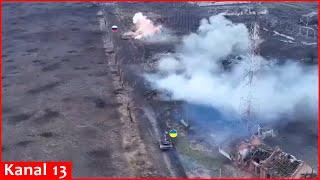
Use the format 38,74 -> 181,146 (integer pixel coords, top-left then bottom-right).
124,12 -> 176,42
145,14 -> 318,122
124,12 -> 162,39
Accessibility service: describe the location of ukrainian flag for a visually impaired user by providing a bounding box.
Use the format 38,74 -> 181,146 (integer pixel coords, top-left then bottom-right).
169,129 -> 177,138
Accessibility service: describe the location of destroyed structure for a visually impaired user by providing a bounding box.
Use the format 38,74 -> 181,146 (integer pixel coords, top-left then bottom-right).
234,136 -> 317,178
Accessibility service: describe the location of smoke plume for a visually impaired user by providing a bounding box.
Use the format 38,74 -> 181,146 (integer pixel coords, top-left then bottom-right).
145,14 -> 318,122
125,12 -> 162,39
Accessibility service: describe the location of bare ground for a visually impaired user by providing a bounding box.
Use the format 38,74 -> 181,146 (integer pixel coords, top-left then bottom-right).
2,3 -> 174,177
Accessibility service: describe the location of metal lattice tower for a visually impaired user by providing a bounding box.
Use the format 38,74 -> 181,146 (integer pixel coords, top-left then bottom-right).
240,8 -> 262,135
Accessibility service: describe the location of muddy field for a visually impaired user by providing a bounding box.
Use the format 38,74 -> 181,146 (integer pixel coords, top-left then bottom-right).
2,3 -> 174,177
2,2 -> 318,178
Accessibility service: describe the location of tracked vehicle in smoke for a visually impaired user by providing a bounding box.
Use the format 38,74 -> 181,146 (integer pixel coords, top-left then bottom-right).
159,131 -> 173,150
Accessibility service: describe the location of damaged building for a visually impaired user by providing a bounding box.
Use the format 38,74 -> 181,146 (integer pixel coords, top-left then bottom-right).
234,136 -> 317,178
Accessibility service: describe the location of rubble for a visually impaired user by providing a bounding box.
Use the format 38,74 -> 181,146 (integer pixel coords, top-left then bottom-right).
233,136 -> 316,178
